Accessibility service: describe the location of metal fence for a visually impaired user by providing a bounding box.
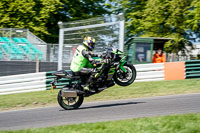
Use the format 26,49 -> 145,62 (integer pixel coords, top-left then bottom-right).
0,28 -> 46,44
165,53 -> 191,62
57,14 -> 125,70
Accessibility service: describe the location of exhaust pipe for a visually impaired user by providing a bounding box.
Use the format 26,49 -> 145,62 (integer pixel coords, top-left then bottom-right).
61,88 -> 85,98
61,88 -> 77,98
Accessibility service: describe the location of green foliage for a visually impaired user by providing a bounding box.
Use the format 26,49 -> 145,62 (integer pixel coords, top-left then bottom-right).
0,0 -> 62,41
46,0 -> 111,43
141,0 -> 192,37
1,0 -> 200,48
165,36 -> 193,55
1,113 -> 200,133
111,0 -> 147,38
0,0 -> 111,43
186,0 -> 200,32
112,0 -> 199,53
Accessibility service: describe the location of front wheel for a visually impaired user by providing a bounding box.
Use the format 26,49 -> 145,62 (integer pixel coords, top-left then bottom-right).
114,63 -> 136,86
57,90 -> 84,110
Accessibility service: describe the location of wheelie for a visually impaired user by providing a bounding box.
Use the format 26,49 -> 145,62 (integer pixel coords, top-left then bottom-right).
51,37 -> 137,110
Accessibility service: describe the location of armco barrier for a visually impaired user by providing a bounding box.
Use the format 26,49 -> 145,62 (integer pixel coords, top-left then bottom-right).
1,61 -> 200,95
0,72 -> 47,95
0,63 -> 165,95
185,60 -> 200,79
134,63 -> 164,82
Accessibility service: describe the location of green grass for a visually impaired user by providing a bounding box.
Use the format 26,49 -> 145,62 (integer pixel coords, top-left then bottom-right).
1,113 -> 200,133
1,79 -> 200,111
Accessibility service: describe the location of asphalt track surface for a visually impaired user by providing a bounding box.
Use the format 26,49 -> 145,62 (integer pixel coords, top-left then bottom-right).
0,93 -> 200,130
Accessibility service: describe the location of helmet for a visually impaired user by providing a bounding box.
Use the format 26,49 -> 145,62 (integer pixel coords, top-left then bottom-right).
83,37 -> 95,51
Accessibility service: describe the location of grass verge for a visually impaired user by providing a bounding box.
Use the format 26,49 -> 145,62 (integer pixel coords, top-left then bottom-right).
1,113 -> 200,133
0,79 -> 200,111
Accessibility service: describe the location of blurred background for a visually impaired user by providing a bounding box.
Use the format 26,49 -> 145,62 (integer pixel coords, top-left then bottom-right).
0,0 -> 200,76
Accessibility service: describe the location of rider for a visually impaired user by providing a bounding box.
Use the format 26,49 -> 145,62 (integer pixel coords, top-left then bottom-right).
70,36 -> 107,92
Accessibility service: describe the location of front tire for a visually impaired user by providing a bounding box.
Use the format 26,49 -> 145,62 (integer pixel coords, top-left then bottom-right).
114,63 -> 136,86
57,90 -> 84,110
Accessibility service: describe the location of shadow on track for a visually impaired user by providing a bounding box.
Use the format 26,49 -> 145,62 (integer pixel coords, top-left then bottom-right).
59,101 -> 145,111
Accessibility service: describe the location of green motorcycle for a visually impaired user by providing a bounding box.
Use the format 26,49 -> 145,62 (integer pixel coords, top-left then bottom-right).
51,48 -> 137,110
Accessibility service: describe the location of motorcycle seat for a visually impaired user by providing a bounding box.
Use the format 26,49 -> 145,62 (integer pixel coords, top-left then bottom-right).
53,70 -> 81,79
68,71 -> 81,79
52,70 -> 67,77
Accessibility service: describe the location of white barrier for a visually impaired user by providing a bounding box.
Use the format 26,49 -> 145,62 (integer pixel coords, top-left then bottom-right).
0,63 -> 165,95
135,63 -> 164,82
0,72 -> 46,95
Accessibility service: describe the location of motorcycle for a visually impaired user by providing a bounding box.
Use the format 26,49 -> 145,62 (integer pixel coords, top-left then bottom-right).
51,47 -> 137,110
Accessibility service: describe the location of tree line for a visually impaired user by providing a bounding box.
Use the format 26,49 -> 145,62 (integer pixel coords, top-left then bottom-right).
0,0 -> 200,53
112,0 -> 200,53
0,0 -> 110,43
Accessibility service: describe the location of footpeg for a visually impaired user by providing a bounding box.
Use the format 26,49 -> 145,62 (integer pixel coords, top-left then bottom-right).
98,87 -> 107,91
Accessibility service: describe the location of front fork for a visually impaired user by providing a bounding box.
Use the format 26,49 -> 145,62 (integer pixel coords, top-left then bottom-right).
119,61 -> 127,73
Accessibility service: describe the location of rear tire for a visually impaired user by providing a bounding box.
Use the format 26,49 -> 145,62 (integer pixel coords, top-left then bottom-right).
114,63 -> 136,86
57,90 -> 84,110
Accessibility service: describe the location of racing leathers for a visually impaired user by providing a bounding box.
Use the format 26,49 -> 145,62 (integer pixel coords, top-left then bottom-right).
70,45 -> 102,75
70,45 -> 104,91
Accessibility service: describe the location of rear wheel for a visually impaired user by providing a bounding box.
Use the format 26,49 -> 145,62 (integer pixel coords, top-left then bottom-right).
114,63 -> 136,86
57,90 -> 84,110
